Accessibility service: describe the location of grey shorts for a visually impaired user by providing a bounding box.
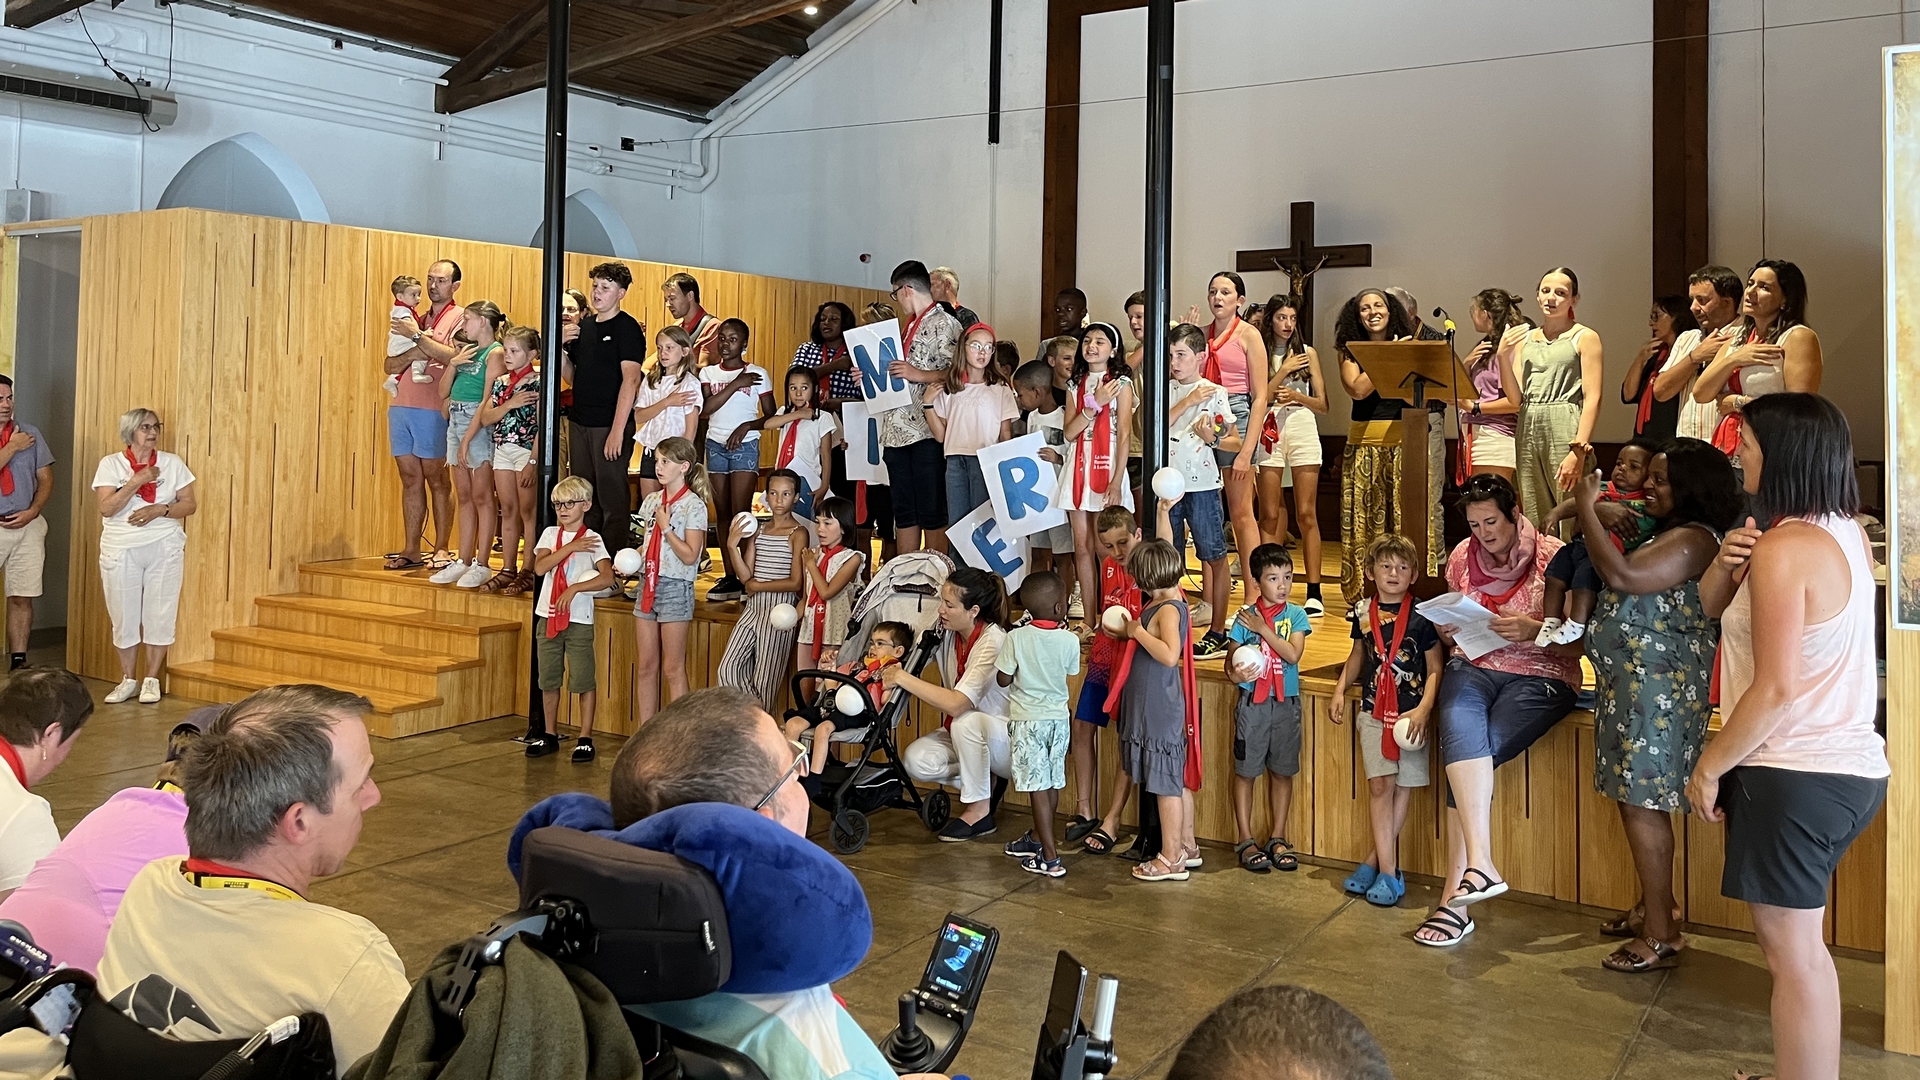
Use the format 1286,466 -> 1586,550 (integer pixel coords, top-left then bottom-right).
1234,695 -> 1301,779
1034,520 -> 1074,555
1358,710 -> 1430,787
634,575 -> 695,622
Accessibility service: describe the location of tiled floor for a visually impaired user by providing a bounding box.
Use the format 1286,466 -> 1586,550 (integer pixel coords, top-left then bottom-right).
40,662 -> 1920,1080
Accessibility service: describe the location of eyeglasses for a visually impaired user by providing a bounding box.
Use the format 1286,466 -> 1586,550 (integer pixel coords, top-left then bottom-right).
965,340 -> 996,354
553,499 -> 588,509
138,422 -> 164,433
752,739 -> 811,811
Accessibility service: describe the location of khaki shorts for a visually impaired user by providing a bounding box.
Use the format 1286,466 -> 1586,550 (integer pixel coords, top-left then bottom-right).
0,515 -> 46,597
535,618 -> 597,694
1358,710 -> 1429,787
1257,408 -> 1323,469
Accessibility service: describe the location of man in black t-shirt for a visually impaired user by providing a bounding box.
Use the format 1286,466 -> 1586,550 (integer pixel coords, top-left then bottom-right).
564,261 -> 647,553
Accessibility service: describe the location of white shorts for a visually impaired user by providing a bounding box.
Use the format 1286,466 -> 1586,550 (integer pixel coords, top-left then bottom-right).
99,534 -> 186,649
1257,408 -> 1322,469
1461,426 -> 1516,470
493,442 -> 534,473
0,515 -> 47,598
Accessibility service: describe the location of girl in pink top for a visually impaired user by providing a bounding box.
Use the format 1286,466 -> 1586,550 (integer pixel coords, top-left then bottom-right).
1691,393 -> 1886,1080
1187,272 -> 1269,609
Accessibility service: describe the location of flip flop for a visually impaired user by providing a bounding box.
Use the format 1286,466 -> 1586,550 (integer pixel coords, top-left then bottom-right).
1413,905 -> 1475,947
1081,828 -> 1117,855
1065,815 -> 1099,844
383,553 -> 428,571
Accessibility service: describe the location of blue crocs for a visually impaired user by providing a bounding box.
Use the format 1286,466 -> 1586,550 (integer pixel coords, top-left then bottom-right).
1343,863 -> 1379,896
1365,870 -> 1407,908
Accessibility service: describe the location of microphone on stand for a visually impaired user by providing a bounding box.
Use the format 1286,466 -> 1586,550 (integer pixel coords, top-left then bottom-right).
1432,306 -> 1456,336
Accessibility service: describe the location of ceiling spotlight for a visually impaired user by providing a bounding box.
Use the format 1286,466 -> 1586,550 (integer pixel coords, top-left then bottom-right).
803,4 -> 818,13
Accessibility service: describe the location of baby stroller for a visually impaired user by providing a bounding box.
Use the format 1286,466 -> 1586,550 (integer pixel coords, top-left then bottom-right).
786,551 -> 951,855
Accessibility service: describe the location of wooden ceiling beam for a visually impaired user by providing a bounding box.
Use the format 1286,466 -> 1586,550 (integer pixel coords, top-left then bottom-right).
441,0 -> 816,113
435,0 -> 547,113
4,0 -> 94,29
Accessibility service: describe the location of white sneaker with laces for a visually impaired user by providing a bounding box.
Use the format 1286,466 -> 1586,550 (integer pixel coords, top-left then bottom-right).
1534,617 -> 1563,647
1550,619 -> 1588,646
138,678 -> 162,704
429,560 -> 469,585
1066,583 -> 1084,621
104,678 -> 139,704
1303,595 -> 1326,617
455,562 -> 492,589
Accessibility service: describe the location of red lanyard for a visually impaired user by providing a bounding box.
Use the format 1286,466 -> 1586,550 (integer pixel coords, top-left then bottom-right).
902,304 -> 936,355
124,448 -> 158,502
546,528 -> 580,637
641,485 -> 692,614
0,740 -> 25,789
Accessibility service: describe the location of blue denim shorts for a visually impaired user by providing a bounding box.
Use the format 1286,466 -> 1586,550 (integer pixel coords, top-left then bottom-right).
446,401 -> 494,469
388,405 -> 449,460
1213,391 -> 1252,468
1168,486 -> 1227,562
634,575 -> 695,623
706,437 -> 761,475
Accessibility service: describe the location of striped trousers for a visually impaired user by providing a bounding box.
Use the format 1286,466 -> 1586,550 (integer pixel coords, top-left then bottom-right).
717,589 -> 799,711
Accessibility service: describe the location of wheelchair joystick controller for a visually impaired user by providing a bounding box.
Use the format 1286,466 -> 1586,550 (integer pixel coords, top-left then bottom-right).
882,992 -> 936,1071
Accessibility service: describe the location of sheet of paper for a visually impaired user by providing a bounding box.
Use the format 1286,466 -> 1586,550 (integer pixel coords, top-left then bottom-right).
1448,623 -> 1514,661
1414,592 -> 1496,626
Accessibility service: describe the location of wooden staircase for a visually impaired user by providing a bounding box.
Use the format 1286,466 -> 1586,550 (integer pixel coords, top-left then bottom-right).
171,560 -> 526,738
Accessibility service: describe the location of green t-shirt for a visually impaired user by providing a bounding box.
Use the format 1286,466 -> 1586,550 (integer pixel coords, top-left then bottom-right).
450,342 -> 497,404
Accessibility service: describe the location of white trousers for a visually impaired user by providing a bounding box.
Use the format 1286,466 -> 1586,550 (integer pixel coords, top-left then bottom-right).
99,535 -> 186,649
901,711 -> 1011,805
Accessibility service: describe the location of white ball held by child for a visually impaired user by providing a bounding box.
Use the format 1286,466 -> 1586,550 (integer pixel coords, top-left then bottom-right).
1101,605 -> 1130,635
1151,466 -> 1185,502
835,684 -> 867,716
612,548 -> 643,576
733,511 -> 759,537
1230,644 -> 1265,682
1394,715 -> 1426,751
769,602 -> 800,631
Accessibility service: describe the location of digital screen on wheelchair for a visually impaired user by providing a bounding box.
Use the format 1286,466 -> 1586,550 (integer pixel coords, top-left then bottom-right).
923,920 -> 992,1002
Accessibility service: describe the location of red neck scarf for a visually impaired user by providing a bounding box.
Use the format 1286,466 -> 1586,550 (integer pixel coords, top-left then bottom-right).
1369,598 -> 1413,761
1029,619 -> 1064,630
0,423 -> 14,497
1071,374 -> 1116,502
1103,598 -> 1203,790
902,303 -> 937,355
1246,599 -> 1288,704
942,621 -> 987,731
1466,516 -> 1539,608
1203,316 -> 1241,384
805,544 -> 847,664
641,485 -> 692,614
545,528 -> 580,637
680,307 -> 708,335
1634,343 -> 1670,433
0,739 -> 26,789
502,363 -> 536,399
777,409 -> 806,470
125,448 -> 158,502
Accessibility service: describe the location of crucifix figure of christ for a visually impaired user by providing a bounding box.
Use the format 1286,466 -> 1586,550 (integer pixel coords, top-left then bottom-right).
1235,201 -> 1373,347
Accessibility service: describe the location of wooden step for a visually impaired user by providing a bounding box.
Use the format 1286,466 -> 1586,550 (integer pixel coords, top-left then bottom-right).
211,626 -> 478,697
169,660 -> 444,739
254,593 -> 519,658
298,558 -> 531,623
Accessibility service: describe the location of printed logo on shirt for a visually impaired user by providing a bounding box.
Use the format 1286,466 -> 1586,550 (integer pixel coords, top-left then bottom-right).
110,973 -> 223,1035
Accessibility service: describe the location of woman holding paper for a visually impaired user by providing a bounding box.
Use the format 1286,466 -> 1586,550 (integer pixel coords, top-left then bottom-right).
1573,438 -> 1741,973
1413,473 -> 1580,947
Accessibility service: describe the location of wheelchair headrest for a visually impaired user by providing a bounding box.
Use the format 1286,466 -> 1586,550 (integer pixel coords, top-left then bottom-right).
516,827 -> 732,1005
509,795 -> 873,995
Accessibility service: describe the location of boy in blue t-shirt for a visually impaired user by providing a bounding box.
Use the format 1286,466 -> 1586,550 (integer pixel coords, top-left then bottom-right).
1224,543 -> 1311,874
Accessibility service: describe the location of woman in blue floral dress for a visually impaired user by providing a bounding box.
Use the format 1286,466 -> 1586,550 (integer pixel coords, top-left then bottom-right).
1571,438 -> 1742,974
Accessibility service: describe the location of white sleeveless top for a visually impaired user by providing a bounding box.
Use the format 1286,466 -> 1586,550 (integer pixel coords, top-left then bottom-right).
1719,515 -> 1889,777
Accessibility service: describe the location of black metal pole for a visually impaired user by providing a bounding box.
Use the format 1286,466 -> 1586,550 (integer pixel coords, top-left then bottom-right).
987,0 -> 1002,144
528,0 -> 569,737
1139,0 -> 1173,539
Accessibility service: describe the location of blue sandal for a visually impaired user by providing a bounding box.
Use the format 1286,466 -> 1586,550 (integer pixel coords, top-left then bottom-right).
1364,871 -> 1406,908
1343,863 -> 1379,896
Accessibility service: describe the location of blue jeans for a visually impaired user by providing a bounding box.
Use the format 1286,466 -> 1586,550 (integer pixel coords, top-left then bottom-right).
706,437 -> 761,474
1436,658 -> 1577,767
945,455 -> 990,523
1167,486 -> 1227,562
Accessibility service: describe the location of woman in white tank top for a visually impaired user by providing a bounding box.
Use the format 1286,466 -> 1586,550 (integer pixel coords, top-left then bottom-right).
1690,260 -> 1823,469
1692,393 -> 1886,1080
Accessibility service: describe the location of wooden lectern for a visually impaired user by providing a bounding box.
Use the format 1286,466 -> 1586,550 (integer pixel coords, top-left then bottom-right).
1343,340 -> 1461,579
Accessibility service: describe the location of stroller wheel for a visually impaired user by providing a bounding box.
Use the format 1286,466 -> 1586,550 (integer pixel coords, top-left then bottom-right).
921,789 -> 951,832
830,809 -> 870,854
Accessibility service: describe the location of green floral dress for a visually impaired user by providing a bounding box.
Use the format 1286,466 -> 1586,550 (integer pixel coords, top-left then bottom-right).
1587,577 -> 1717,811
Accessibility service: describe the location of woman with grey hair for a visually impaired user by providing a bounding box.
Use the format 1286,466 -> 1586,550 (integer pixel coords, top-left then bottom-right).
91,408 -> 197,704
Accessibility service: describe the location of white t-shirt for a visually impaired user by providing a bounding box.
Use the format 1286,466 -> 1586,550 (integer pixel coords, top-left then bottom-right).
635,371 -> 703,452
936,623 -> 1010,718
535,527 -> 611,624
700,364 -> 772,446
0,762 -> 57,892
771,410 -> 840,493
387,302 -> 417,358
1028,407 -> 1066,453
636,489 -> 709,581
1168,378 -> 1230,492
1658,327 -> 1728,444
931,383 -> 1020,457
91,450 -> 196,551
95,858 -> 410,1074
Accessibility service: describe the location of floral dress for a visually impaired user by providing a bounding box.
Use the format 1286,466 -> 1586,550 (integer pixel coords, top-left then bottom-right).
1587,571 -> 1717,811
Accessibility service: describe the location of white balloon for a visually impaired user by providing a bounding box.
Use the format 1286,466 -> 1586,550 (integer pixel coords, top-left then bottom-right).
769,603 -> 800,631
835,684 -> 867,716
1101,605 -> 1130,634
1230,644 -> 1265,682
612,548 -> 643,576
1394,715 -> 1427,751
1151,467 -> 1186,502
733,511 -> 759,537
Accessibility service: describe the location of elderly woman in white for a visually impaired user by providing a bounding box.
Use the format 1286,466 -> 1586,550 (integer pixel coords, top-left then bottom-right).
92,408 -> 196,704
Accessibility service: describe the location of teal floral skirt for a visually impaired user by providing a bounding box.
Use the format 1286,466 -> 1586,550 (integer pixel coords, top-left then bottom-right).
1587,584 -> 1716,812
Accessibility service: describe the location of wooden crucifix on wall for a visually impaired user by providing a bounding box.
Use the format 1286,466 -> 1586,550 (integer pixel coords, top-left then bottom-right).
1235,201 -> 1372,347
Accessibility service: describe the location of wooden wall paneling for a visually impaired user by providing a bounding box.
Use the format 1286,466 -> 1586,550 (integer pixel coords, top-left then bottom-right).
1832,805 -> 1887,951
1311,690 -> 1372,865
1574,725 -> 1688,918
1486,722 -> 1581,902
1684,812 -> 1755,933
1889,630 -> 1920,1051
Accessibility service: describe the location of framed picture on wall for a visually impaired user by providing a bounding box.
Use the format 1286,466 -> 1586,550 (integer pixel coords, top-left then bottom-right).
1886,43 -> 1920,627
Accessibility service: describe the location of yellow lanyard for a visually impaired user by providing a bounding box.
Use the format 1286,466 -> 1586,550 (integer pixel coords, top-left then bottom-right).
181,861 -> 304,903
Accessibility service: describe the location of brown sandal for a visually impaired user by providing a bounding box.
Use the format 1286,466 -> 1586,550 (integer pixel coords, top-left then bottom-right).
500,569 -> 538,597
479,570 -> 519,593
1602,935 -> 1684,973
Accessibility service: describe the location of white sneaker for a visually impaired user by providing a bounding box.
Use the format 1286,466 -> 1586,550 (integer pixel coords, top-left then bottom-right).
1303,595 -> 1326,617
455,562 -> 492,589
1066,583 -> 1085,621
429,560 -> 469,585
1534,617 -> 1563,647
104,678 -> 139,704
1191,600 -> 1213,629
1550,619 -> 1588,646
138,677 -> 162,704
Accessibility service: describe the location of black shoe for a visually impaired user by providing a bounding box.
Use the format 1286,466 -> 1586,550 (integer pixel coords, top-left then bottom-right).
937,813 -> 996,843
8,654 -> 24,671
525,734 -> 561,759
707,575 -> 745,602
571,738 -> 595,764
